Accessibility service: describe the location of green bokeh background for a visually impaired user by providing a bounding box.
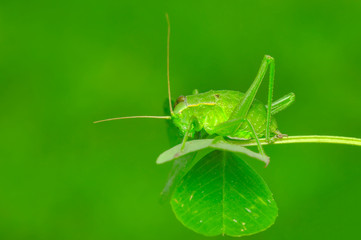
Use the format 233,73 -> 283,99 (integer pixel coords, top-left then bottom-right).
1,0 -> 360,239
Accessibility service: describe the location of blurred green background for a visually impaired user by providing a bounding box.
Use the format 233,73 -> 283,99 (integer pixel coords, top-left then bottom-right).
0,0 -> 360,239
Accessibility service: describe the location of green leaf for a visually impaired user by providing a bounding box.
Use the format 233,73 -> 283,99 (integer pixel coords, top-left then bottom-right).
211,140 -> 269,166
171,150 -> 278,237
157,139 -> 214,164
160,148 -> 217,202
157,138 -> 269,166
160,153 -> 198,202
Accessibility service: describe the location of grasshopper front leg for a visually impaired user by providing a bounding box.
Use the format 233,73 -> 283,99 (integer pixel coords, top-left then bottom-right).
180,116 -> 199,151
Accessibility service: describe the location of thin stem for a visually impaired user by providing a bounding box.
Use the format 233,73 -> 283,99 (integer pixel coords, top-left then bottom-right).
232,135 -> 361,147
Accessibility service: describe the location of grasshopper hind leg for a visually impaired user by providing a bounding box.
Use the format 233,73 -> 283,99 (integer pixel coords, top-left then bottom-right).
212,55 -> 276,142
264,92 -> 295,142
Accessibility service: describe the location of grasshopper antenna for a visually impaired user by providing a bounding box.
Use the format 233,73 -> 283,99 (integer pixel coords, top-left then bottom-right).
94,116 -> 171,124
165,13 -> 174,115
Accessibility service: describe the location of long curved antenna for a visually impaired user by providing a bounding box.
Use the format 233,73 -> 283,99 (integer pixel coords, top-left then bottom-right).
94,116 -> 171,124
165,13 -> 174,115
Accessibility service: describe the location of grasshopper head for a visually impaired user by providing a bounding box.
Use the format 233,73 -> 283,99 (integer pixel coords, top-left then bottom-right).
171,96 -> 197,138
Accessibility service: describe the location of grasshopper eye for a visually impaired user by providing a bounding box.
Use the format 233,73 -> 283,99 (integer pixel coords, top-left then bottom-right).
174,95 -> 185,108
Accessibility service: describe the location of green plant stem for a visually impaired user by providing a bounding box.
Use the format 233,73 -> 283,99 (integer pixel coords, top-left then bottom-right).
233,135 -> 361,147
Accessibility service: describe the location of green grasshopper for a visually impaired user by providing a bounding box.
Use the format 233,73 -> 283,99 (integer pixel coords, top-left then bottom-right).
95,14 -> 361,166
94,14 -> 294,161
